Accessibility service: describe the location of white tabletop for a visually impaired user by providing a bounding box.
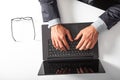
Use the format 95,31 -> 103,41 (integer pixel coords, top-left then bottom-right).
0,0 -> 120,80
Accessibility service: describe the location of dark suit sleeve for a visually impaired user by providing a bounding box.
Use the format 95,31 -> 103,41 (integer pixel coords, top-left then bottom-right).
39,0 -> 60,22
100,4 -> 120,29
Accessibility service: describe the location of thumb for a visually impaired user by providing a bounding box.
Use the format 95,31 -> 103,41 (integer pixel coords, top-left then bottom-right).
66,30 -> 73,42
74,31 -> 82,40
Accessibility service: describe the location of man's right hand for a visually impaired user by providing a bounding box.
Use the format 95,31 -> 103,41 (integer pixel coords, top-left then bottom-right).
51,24 -> 73,51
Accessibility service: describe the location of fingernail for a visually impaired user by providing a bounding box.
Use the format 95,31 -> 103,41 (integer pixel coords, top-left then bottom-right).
79,48 -> 82,50
76,46 -> 78,49
75,37 -> 78,40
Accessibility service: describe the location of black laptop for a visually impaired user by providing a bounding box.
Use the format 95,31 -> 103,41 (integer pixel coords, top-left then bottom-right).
38,22 -> 105,75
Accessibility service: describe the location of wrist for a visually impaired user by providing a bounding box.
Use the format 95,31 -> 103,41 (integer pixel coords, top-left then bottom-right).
90,25 -> 97,30
91,18 -> 107,33
48,18 -> 61,28
51,24 -> 61,30
89,25 -> 99,33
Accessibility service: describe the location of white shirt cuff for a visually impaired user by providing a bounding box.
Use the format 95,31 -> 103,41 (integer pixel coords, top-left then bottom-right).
91,18 -> 108,33
48,18 -> 61,28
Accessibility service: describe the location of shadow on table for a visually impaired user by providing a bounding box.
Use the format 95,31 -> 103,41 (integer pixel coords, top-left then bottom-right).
101,60 -> 120,80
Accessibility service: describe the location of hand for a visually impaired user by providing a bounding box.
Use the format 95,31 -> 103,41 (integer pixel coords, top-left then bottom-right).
56,68 -> 71,74
74,25 -> 98,50
76,67 -> 94,74
51,24 -> 73,51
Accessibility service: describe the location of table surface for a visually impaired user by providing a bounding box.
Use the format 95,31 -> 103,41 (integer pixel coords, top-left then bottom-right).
0,0 -> 120,80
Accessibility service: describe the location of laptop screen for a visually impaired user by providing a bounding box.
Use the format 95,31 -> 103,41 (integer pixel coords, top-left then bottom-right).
38,59 -> 105,75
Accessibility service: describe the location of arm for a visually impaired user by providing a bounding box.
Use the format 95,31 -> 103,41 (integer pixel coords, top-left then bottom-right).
39,0 -> 60,22
75,4 -> 120,50
39,0 -> 73,51
39,0 -> 61,28
100,4 -> 120,29
92,4 -> 120,33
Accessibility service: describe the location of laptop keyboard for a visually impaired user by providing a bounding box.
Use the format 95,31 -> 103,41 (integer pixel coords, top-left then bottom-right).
48,39 -> 95,58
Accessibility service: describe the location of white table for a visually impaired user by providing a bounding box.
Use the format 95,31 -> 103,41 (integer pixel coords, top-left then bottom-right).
0,0 -> 120,80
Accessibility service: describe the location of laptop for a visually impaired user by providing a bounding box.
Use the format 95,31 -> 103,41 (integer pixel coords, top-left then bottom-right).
38,22 -> 105,75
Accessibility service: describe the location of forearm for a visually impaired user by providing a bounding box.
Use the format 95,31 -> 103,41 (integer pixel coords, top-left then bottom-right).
100,4 -> 120,29
39,0 -> 60,22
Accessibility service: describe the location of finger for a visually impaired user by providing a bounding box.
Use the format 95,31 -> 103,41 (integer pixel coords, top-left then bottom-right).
88,68 -> 94,73
55,40 -> 59,49
79,40 -> 88,50
90,40 -> 97,49
58,39 -> 66,51
74,31 -> 82,40
77,68 -> 80,74
59,44 -> 66,51
63,68 -> 67,74
56,69 -> 60,74
59,69 -> 62,74
66,30 -> 73,42
80,67 -> 84,73
52,39 -> 56,48
86,42 -> 92,49
76,36 -> 85,49
90,43 -> 95,49
62,37 -> 70,50
63,69 -> 66,74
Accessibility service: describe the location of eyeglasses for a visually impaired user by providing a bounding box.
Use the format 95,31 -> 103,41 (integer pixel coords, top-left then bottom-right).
11,17 -> 36,42
11,17 -> 33,21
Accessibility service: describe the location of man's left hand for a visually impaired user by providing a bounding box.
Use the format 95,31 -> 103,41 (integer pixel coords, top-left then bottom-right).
74,25 -> 98,50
